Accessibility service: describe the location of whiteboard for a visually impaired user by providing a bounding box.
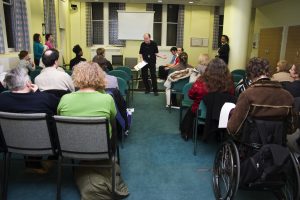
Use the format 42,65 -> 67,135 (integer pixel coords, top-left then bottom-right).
118,11 -> 154,40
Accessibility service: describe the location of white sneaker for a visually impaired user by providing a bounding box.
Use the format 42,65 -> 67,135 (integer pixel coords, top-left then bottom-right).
157,79 -> 164,83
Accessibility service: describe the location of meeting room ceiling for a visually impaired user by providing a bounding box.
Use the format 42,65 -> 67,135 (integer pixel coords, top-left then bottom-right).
74,0 -> 283,7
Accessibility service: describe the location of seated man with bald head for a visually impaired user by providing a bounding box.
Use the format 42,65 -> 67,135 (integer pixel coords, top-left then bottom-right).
35,49 -> 75,92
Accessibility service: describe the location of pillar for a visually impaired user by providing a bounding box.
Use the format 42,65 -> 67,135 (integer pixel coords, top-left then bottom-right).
223,0 -> 252,70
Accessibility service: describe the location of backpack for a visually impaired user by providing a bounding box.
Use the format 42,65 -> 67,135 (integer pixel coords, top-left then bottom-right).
240,144 -> 290,185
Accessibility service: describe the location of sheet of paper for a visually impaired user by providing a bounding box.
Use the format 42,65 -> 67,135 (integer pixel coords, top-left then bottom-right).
134,61 -> 148,71
218,102 -> 236,128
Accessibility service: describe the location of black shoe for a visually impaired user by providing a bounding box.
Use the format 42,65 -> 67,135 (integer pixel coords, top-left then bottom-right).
145,90 -> 150,94
154,92 -> 159,96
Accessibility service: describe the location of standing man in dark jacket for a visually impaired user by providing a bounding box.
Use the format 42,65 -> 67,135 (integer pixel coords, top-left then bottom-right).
217,35 -> 230,64
139,33 -> 166,96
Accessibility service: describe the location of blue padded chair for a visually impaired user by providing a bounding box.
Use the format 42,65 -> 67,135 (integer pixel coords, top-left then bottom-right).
232,74 -> 243,87
169,77 -> 190,112
109,70 -> 131,105
115,66 -> 134,101
29,69 -> 42,84
193,100 -> 207,155
116,77 -> 129,104
179,82 -> 194,127
231,69 -> 246,77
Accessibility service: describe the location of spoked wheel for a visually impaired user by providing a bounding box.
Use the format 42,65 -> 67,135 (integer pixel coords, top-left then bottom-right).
276,152 -> 300,200
213,140 -> 240,200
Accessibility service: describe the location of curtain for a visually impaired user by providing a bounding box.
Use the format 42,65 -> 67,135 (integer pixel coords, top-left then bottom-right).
86,2 -> 92,47
0,17 -> 5,54
109,3 -> 125,46
146,4 -> 153,11
12,0 -> 30,52
212,6 -> 220,50
43,0 -> 57,47
176,5 -> 184,47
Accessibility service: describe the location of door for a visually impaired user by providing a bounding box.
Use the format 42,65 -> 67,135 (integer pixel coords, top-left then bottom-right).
285,25 -> 300,64
258,27 -> 283,72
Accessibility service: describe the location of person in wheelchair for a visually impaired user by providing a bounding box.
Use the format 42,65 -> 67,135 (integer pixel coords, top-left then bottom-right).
228,57 -> 296,138
213,57 -> 299,200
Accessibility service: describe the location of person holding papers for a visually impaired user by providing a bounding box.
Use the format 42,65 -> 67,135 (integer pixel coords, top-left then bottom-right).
227,57 -> 296,137
139,33 -> 166,96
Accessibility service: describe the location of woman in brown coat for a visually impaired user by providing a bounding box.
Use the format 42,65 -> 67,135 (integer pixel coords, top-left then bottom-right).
228,57 -> 296,136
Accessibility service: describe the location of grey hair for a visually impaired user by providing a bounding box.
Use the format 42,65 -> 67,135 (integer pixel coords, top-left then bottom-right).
4,67 -> 31,90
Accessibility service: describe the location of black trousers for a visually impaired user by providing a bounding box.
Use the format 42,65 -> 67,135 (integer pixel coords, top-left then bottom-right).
34,58 -> 40,66
141,63 -> 157,92
158,66 -> 170,80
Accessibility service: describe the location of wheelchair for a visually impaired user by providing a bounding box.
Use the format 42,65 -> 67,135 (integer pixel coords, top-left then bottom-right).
212,118 -> 300,200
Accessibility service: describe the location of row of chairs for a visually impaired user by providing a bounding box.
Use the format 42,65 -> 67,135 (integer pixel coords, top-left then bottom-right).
0,112 -> 119,200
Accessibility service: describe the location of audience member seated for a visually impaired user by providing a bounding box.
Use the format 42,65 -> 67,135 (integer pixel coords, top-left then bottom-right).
92,48 -> 113,72
180,58 -> 234,140
189,53 -> 210,82
57,61 -> 129,199
0,67 -> 59,174
164,52 -> 193,107
69,44 -> 86,71
174,47 -> 184,65
158,46 -> 177,80
228,57 -> 296,137
35,49 -> 75,92
171,52 -> 193,71
17,50 -> 35,73
272,60 -> 294,82
282,63 -> 300,97
93,56 -> 118,89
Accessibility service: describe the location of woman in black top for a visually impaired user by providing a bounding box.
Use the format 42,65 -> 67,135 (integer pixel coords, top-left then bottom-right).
217,35 -> 230,64
69,44 -> 86,70
282,63 -> 300,97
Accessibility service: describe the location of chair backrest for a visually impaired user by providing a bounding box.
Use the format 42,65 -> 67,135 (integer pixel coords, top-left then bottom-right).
43,89 -> 70,99
231,69 -> 246,77
294,97 -> 300,114
124,57 -> 138,69
182,82 -> 194,105
29,69 -> 42,84
171,77 -> 190,93
232,74 -> 243,85
198,100 -> 207,121
0,112 -> 55,155
116,77 -> 128,96
240,117 -> 286,146
54,116 -> 111,160
112,55 -> 123,66
108,70 -> 130,82
115,66 -> 132,78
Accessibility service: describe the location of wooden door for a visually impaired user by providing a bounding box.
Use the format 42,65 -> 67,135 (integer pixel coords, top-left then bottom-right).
285,25 -> 300,64
258,27 -> 283,72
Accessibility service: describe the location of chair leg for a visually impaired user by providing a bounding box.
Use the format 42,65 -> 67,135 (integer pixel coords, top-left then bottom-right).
193,119 -> 198,156
111,156 -> 116,200
179,107 -> 182,130
117,146 -> 120,166
131,79 -> 134,102
56,156 -> 62,200
120,129 -> 124,149
3,153 -> 10,200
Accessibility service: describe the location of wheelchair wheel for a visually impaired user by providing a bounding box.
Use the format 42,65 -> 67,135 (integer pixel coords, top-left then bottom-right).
213,140 -> 240,200
277,152 -> 300,200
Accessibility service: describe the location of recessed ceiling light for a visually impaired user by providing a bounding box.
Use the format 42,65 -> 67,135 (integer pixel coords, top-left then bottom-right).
158,0 -> 162,2
189,1 -> 194,3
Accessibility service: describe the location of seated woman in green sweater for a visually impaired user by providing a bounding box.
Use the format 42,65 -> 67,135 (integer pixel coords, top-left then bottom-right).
57,61 -> 129,199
